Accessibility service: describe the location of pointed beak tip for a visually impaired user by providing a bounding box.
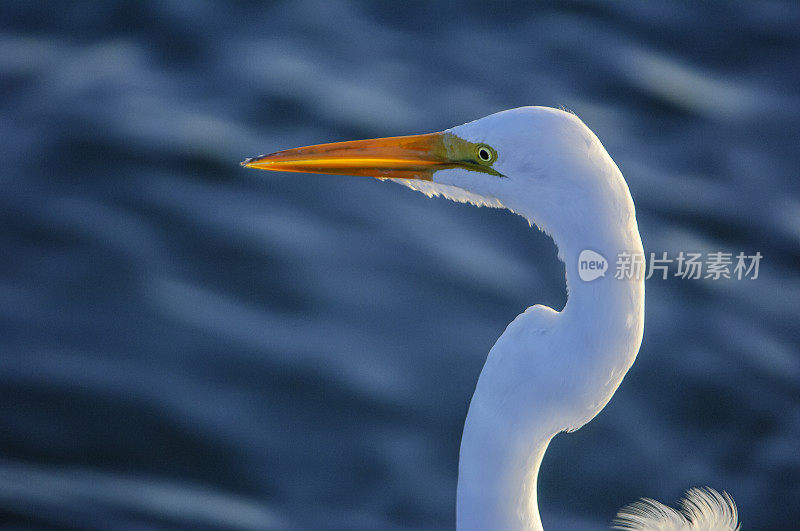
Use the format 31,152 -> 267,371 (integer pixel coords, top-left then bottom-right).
240,156 -> 261,168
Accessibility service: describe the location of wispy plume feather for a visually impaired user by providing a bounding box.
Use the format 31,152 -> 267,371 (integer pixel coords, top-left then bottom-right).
613,487 -> 739,531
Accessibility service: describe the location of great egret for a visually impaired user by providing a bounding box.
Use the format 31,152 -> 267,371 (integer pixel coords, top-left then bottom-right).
243,107 -> 739,530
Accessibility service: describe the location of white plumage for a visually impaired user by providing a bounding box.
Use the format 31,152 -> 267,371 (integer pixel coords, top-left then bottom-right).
244,106 -> 738,530
614,488 -> 740,531
391,108 -> 738,530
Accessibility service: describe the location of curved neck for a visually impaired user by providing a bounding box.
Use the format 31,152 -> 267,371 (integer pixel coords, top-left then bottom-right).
457,178 -> 645,530
458,407 -> 553,530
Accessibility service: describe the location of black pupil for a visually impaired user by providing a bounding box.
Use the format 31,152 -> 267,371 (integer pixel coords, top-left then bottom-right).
479,148 -> 490,160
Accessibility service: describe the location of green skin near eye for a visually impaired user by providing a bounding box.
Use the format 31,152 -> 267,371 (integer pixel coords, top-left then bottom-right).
439,133 -> 503,177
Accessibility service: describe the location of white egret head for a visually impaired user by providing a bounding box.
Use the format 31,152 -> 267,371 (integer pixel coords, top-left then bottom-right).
395,107 -> 625,240
243,106 -> 627,244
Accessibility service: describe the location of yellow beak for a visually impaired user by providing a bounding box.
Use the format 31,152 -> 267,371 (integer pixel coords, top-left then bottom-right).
242,132 -> 460,181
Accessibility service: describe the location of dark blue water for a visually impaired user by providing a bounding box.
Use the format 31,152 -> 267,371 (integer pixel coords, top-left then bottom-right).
1,1 -> 798,529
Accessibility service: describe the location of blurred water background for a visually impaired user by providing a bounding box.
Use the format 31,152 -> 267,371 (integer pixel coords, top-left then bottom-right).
1,1 -> 799,529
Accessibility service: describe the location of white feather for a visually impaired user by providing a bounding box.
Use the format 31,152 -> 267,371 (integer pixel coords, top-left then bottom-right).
613,487 -> 740,531
386,178 -> 504,208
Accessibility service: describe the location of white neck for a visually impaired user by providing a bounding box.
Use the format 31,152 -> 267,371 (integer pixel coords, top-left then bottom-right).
456,171 -> 645,530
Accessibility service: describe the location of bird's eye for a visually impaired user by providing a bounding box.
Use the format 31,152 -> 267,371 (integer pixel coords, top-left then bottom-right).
475,145 -> 496,164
